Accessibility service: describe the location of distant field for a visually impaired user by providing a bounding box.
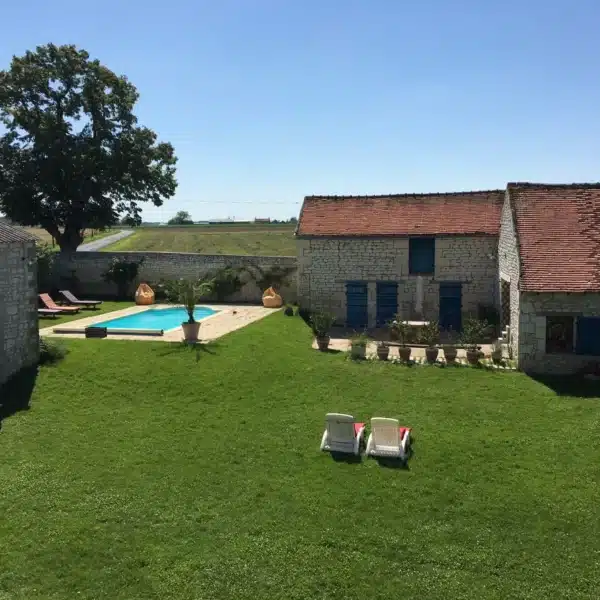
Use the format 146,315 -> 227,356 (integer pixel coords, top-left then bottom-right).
104,225 -> 297,256
21,227 -> 117,246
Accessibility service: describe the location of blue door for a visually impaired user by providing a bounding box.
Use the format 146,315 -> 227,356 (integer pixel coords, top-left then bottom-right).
376,282 -> 398,327
576,317 -> 600,355
346,282 -> 368,328
439,283 -> 462,333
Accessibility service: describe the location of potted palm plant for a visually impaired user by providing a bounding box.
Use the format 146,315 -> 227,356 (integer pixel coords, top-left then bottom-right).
161,278 -> 214,343
350,332 -> 369,360
393,318 -> 412,362
376,340 -> 390,361
420,320 -> 440,363
310,311 -> 336,351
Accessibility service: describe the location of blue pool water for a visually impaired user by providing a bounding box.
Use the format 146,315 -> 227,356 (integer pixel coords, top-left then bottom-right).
91,307 -> 218,331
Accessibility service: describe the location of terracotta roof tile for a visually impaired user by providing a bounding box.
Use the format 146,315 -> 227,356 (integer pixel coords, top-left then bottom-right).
0,222 -> 37,243
509,183 -> 600,292
296,191 -> 505,237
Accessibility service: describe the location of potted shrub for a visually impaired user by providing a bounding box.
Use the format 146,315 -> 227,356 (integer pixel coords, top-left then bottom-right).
350,332 -> 369,360
420,320 -> 440,363
491,340 -> 503,364
394,319 -> 412,362
284,303 -> 295,316
460,317 -> 488,365
441,343 -> 458,364
310,311 -> 336,351
161,278 -> 214,343
376,341 -> 390,361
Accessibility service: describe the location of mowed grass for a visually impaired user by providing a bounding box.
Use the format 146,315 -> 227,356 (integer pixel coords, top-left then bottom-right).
20,227 -> 119,246
104,225 -> 296,255
2,315 -> 600,599
37,301 -> 135,327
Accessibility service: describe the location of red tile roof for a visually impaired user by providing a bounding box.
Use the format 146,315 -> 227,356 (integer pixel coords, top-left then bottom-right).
509,183 -> 600,292
0,222 -> 37,243
296,191 -> 505,237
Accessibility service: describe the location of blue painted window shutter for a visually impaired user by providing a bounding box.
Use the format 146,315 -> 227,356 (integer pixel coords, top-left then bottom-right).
409,238 -> 435,274
576,317 -> 600,356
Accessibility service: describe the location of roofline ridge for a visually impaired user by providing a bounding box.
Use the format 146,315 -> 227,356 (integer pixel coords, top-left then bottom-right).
304,189 -> 505,201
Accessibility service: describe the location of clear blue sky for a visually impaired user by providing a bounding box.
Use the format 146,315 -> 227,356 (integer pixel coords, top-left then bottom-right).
2,0 -> 600,222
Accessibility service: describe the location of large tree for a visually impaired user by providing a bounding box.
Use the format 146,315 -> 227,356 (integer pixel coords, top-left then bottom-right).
167,210 -> 193,225
0,44 -> 177,251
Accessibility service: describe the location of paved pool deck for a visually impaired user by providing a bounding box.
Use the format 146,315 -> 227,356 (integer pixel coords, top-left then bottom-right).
40,304 -> 277,342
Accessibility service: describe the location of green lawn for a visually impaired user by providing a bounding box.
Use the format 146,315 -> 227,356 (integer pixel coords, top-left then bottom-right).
2,315 -> 600,599
38,301 -> 135,327
103,225 -> 296,255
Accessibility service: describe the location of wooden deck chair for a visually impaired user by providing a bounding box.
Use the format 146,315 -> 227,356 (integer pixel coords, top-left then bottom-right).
365,417 -> 411,460
320,413 -> 365,455
39,293 -> 80,313
59,290 -> 102,309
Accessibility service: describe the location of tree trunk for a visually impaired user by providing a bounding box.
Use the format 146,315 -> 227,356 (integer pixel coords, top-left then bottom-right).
56,226 -> 84,253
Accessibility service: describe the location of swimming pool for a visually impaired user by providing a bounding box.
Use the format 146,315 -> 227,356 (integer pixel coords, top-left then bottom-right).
91,306 -> 218,331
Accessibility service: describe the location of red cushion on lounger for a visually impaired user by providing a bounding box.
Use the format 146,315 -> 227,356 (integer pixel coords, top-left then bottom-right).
354,422 -> 365,437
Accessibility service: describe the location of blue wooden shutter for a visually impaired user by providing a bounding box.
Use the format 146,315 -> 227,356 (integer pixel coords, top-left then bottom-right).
576,317 -> 600,356
409,238 -> 435,274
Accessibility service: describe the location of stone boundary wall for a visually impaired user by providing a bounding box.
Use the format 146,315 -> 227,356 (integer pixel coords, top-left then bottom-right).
51,251 -> 298,303
0,240 -> 39,385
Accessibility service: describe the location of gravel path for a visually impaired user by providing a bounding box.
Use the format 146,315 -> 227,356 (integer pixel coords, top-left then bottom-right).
78,229 -> 134,251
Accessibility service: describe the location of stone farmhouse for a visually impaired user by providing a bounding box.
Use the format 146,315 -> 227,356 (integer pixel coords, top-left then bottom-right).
0,222 -> 38,385
296,183 -> 600,374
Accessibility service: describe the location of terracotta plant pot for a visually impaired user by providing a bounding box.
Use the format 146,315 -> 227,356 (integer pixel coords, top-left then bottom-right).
444,348 -> 458,363
181,321 -> 201,343
350,344 -> 367,360
316,336 -> 330,351
398,346 -> 412,362
377,346 -> 390,361
466,349 -> 480,365
425,347 -> 439,363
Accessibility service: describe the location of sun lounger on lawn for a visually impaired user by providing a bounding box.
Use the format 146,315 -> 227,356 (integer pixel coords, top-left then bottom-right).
320,413 -> 365,455
39,293 -> 80,313
59,290 -> 102,309
38,308 -> 61,318
365,417 -> 411,460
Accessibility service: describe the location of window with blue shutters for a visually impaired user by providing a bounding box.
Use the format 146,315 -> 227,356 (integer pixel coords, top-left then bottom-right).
576,317 -> 600,356
409,237 -> 435,275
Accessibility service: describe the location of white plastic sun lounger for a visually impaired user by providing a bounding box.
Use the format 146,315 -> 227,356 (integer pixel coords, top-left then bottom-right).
320,413 -> 365,455
365,417 -> 411,460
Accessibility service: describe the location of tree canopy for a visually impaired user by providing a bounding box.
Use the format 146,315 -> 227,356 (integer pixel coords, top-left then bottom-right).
167,210 -> 193,225
0,44 -> 177,251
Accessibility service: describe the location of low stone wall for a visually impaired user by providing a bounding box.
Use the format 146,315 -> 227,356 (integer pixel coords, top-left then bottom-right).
51,251 -> 298,304
0,241 -> 39,386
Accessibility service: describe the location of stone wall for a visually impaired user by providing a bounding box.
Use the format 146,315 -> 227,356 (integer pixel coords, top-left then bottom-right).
297,236 -> 498,327
0,241 -> 39,385
519,292 -> 600,374
498,190 -> 521,359
51,252 -> 298,303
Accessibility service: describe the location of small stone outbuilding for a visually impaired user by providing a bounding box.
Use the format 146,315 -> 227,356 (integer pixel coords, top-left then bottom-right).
499,183 -> 600,374
0,222 -> 39,386
296,190 -> 504,330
